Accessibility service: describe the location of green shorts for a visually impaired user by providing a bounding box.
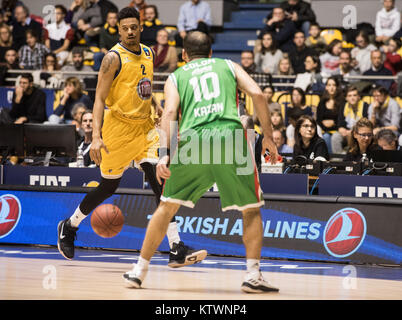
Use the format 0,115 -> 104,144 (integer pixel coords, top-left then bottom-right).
161,122 -> 264,211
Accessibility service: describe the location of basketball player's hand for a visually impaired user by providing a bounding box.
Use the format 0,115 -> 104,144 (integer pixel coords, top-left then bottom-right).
90,137 -> 109,166
262,138 -> 279,165
156,155 -> 171,185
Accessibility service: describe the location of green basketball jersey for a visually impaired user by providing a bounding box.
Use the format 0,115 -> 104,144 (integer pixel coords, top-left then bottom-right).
169,57 -> 241,133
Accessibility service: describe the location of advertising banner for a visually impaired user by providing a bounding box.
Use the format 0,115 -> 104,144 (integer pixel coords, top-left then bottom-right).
2,165 -> 144,189
319,174 -> 402,199
0,187 -> 401,265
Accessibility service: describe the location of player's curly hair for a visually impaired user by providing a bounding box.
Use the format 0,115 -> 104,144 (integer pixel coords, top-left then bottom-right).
118,6 -> 140,23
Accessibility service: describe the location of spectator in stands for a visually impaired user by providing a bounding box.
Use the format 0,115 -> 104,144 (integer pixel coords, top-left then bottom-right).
71,102 -> 88,135
141,5 -> 163,47
262,85 -> 281,113
260,7 -> 296,53
288,30 -> 318,74
319,39 -> 342,78
285,105 -> 304,148
129,0 -> 147,23
351,31 -> 377,74
286,87 -> 313,147
152,28 -> 177,73
288,87 -> 313,117
363,49 -> 394,92
305,22 -> 326,55
76,0 -> 117,44
62,46 -> 94,80
240,50 -> 260,74
280,0 -> 316,37
344,117 -> 381,162
376,128 -> 400,150
316,77 -> 345,153
271,110 -> 286,132
1,0 -> 24,25
301,54 -> 324,93
40,52 -> 62,88
9,73 -> 46,123
254,31 -> 283,75
93,10 -> 119,71
273,56 -> 295,91
273,128 -> 293,155
0,48 -> 20,85
383,38 -> 402,75
11,4 -> 43,51
368,86 -> 401,135
293,115 -> 329,161
44,5 -> 74,66
0,24 -> 12,63
334,49 -> 361,83
375,0 -> 400,44
77,110 -> 95,166
331,85 -> 369,154
48,76 -> 92,124
66,0 -> 90,28
176,0 -> 212,46
18,29 -> 50,70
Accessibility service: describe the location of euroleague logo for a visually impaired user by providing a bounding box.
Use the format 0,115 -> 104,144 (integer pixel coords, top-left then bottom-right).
0,194 -> 22,238
323,208 -> 367,258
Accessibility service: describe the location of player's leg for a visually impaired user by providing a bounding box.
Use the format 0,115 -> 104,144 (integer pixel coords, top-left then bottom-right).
123,201 -> 180,287
140,160 -> 208,268
57,177 -> 121,260
211,126 -> 278,293
240,208 -> 278,293
140,162 -> 180,245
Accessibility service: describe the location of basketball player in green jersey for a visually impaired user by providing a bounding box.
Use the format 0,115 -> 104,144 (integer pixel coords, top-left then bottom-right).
124,31 -> 279,293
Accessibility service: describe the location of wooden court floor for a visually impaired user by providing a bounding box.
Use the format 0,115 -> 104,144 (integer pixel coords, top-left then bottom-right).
0,245 -> 401,300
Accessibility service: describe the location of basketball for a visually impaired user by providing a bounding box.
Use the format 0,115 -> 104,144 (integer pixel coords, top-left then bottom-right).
91,204 -> 124,238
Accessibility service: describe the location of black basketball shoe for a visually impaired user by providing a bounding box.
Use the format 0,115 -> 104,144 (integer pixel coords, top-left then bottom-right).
57,219 -> 78,260
167,241 -> 207,268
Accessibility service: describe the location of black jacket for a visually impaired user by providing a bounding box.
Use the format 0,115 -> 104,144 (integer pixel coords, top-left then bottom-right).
10,87 -> 47,123
260,19 -> 297,53
293,136 -> 329,160
280,0 -> 316,27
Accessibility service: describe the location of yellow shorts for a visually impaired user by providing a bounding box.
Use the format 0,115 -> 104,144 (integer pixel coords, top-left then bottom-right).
100,110 -> 159,178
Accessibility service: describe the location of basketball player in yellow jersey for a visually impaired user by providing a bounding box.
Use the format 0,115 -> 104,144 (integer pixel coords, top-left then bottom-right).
57,7 -> 207,268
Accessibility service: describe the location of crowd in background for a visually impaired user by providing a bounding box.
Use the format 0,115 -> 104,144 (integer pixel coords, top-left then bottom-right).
0,0 -> 401,167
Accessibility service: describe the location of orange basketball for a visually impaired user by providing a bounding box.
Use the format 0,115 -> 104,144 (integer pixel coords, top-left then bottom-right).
91,204 -> 124,238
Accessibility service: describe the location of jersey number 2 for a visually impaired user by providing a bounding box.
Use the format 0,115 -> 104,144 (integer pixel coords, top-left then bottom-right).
189,72 -> 220,102
141,64 -> 146,75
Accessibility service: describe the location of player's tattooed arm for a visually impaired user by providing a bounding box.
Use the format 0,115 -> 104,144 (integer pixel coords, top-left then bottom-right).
100,52 -> 117,74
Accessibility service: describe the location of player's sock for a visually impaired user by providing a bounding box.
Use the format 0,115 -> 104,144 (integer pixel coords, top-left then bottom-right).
246,258 -> 260,275
133,256 -> 150,281
166,221 -> 181,249
69,206 -> 86,228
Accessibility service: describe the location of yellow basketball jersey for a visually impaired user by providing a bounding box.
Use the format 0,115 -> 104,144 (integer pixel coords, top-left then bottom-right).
105,42 -> 154,121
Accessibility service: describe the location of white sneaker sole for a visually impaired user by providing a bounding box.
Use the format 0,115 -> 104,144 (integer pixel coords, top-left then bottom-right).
168,249 -> 208,268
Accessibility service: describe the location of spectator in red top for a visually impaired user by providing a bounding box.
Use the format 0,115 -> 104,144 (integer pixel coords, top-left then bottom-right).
44,5 -> 74,66
383,38 -> 402,75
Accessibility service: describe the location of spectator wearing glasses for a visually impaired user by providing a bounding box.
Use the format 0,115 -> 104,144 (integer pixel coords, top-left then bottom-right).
293,115 -> 329,161
344,117 -> 381,162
